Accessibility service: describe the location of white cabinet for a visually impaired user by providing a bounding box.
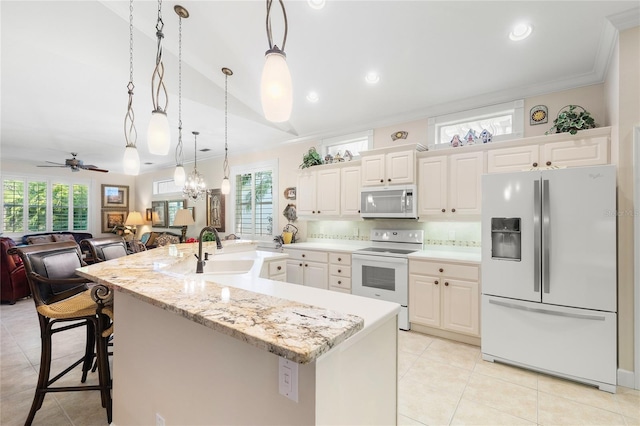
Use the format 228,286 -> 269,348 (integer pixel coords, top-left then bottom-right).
361,150 -> 415,186
260,258 -> 287,282
418,151 -> 484,216
487,134 -> 610,173
340,166 -> 361,217
409,259 -> 480,338
328,253 -> 351,293
284,249 -> 329,290
297,168 -> 341,216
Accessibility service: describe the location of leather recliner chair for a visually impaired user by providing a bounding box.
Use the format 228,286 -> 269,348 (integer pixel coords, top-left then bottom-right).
0,237 -> 31,304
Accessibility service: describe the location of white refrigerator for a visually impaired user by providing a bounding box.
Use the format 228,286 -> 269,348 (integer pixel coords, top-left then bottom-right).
481,165 -> 617,392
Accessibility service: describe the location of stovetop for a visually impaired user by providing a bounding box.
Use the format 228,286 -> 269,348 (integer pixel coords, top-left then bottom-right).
354,229 -> 424,258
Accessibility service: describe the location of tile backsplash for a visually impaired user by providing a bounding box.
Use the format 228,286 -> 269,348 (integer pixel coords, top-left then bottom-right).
306,220 -> 481,247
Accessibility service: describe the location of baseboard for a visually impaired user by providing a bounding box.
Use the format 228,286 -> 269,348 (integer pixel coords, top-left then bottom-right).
617,368 -> 636,389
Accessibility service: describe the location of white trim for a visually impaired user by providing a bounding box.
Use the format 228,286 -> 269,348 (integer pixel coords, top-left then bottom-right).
319,130 -> 373,157
607,7 -> 640,32
634,125 -> 640,390
617,368 -> 636,390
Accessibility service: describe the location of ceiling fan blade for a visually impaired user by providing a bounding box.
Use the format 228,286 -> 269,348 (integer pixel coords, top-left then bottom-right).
45,161 -> 65,165
37,165 -> 67,168
82,166 -> 109,173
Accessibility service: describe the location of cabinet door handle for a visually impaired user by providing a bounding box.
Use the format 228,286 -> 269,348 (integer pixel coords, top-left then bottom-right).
444,282 -> 449,286
338,269 -> 342,273
380,179 -> 384,183
312,211 -> 316,214
304,264 -> 308,267
533,162 -> 538,167
451,208 -> 456,213
318,210 -> 321,214
441,208 -> 446,213
439,268 -> 444,273
434,280 -> 439,285
388,178 -> 391,182
358,210 -> 361,213
338,257 -> 342,261
277,266 -> 282,271
299,263 -> 303,267
302,254 -> 306,258
546,161 -> 552,166
338,280 -> 342,285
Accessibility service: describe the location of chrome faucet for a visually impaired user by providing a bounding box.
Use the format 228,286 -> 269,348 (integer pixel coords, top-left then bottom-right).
195,226 -> 223,274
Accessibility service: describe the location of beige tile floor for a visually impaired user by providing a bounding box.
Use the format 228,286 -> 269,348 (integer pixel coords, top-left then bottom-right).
2,298 -> 639,425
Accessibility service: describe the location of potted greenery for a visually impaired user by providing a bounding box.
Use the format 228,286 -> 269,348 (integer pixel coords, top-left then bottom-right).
546,105 -> 597,135
299,147 -> 324,169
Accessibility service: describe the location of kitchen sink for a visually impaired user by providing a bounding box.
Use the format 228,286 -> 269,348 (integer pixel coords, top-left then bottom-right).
198,259 -> 255,275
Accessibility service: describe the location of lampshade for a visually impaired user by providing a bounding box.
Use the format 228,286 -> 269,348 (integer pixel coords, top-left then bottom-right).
125,211 -> 145,226
147,111 -> 171,155
123,145 -> 140,175
260,50 -> 292,123
174,165 -> 186,187
221,177 -> 230,195
173,208 -> 195,226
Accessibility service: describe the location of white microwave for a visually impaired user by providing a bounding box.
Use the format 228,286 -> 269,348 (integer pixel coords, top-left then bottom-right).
360,185 -> 418,219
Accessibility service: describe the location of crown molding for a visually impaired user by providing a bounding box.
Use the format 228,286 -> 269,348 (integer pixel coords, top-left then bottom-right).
607,6 -> 640,31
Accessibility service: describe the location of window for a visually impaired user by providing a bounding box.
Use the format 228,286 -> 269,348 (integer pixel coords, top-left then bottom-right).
427,100 -> 524,147
1,176 -> 90,235
231,160 -> 278,241
319,130 -> 373,158
153,179 -> 183,195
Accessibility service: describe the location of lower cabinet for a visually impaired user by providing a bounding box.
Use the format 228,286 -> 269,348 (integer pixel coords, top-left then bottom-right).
328,252 -> 351,293
284,249 -> 329,289
260,258 -> 287,282
409,259 -> 480,339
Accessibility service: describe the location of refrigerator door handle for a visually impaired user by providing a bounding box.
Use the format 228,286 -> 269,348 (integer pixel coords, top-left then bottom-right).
488,299 -> 606,321
542,179 -> 550,294
533,179 -> 541,293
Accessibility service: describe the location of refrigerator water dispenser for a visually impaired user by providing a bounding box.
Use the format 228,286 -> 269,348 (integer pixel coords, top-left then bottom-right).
491,218 -> 521,261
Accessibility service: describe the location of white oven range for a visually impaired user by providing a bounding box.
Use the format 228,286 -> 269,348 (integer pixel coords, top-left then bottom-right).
352,229 -> 424,330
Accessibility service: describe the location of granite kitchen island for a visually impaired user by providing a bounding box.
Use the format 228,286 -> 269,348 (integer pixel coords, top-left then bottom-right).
77,242 -> 399,425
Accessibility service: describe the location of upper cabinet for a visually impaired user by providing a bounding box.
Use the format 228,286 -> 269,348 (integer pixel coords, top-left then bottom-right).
341,165 -> 361,217
360,144 -> 424,186
487,128 -> 610,174
418,151 -> 485,216
297,167 -> 341,216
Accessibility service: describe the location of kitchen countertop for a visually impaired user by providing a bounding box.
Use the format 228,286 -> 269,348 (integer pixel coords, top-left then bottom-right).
281,239 -> 481,263
77,243 -> 398,364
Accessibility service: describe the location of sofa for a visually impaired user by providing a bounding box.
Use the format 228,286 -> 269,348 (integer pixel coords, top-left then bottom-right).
140,231 -> 181,249
21,231 -> 93,246
0,237 -> 31,304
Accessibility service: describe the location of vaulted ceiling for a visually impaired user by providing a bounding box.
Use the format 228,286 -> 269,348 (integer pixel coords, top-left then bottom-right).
1,1 -> 638,175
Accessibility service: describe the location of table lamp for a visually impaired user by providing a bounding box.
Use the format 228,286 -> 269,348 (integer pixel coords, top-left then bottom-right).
173,208 -> 195,242
124,211 -> 145,238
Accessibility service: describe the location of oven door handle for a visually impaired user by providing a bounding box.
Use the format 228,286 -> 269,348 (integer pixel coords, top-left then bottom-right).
352,253 -> 409,265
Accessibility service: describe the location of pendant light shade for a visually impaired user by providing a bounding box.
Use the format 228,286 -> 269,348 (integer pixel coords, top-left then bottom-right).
123,145 -> 140,175
173,165 -> 186,187
261,0 -> 292,123
261,50 -> 292,123
221,177 -> 230,195
147,111 -> 170,155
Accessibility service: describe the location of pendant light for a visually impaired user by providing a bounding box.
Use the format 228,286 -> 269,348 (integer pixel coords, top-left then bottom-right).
183,131 -> 207,201
173,5 -> 189,187
221,67 -> 233,195
260,0 -> 292,123
147,0 -> 170,155
122,0 -> 140,175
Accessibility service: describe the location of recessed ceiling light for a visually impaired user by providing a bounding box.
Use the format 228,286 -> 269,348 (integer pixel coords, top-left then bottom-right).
365,72 -> 380,84
306,91 -> 319,103
509,23 -> 532,41
200,148 -> 211,152
308,0 -> 325,10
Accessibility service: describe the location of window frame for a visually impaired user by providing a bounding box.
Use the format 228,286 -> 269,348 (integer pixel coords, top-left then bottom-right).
229,159 -> 279,242
427,100 -> 524,147
1,173 -> 92,238
319,130 -> 373,159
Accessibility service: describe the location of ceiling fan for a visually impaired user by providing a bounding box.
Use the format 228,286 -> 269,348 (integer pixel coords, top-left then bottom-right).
38,152 -> 109,173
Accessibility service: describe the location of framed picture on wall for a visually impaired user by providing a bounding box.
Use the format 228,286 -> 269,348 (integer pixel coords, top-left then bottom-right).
101,184 -> 129,209
151,201 -> 168,228
206,189 -> 225,232
101,209 -> 128,233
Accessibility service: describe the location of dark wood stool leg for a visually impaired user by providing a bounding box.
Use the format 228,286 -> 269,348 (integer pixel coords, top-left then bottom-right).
81,320 -> 95,383
95,314 -> 112,423
25,317 -> 53,425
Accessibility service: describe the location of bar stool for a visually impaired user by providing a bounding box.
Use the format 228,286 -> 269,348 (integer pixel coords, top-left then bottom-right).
9,241 -> 113,425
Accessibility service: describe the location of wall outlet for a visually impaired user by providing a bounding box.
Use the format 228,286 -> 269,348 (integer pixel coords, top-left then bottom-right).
156,413 -> 165,426
278,357 -> 299,402
353,227 -> 359,237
